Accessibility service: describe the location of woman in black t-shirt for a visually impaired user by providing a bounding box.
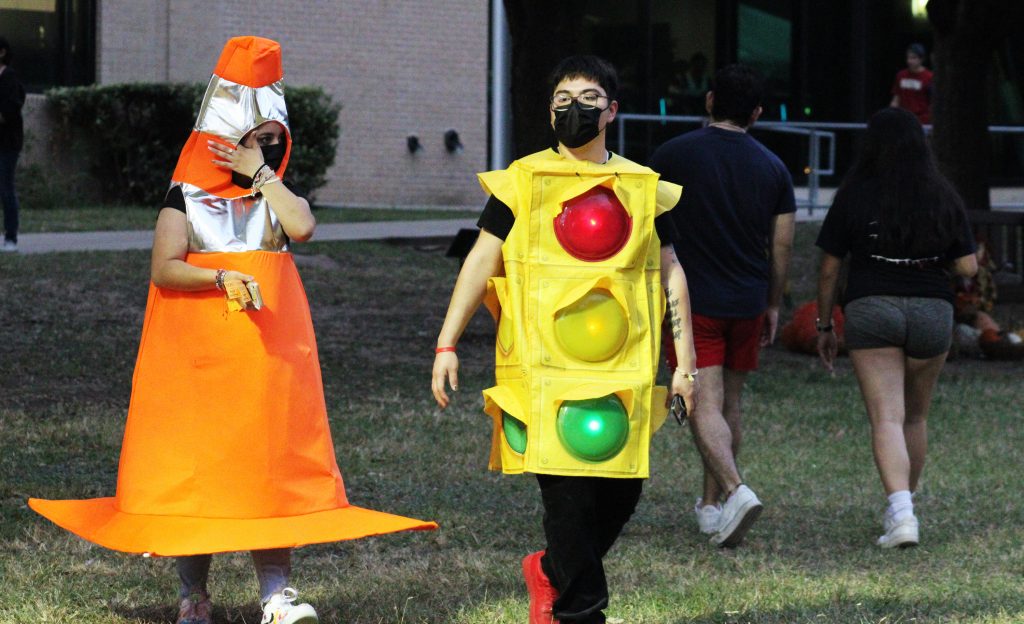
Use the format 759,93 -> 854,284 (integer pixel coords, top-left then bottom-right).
814,108 -> 977,550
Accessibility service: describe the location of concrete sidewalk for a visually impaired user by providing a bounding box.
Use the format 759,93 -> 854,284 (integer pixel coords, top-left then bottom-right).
12,218 -> 481,255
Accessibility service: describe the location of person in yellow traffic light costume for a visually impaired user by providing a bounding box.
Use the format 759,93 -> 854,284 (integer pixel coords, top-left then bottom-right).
432,56 -> 698,624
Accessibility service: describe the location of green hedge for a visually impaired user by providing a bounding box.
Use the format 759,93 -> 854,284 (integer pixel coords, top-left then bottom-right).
46,83 -> 340,205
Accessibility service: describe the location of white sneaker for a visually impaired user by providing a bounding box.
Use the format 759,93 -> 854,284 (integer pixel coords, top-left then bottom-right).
1,240 -> 16,253
710,484 -> 763,547
877,513 -> 919,549
694,498 -> 722,534
261,588 -> 319,624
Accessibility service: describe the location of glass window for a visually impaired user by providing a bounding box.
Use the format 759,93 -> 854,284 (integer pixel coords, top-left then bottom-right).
0,0 -> 95,92
737,0 -> 792,116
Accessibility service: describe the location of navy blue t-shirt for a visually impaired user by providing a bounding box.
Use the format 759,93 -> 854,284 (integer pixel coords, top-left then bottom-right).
649,126 -> 796,318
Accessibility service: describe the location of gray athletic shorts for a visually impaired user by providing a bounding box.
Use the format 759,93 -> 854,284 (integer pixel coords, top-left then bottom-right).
844,296 -> 953,359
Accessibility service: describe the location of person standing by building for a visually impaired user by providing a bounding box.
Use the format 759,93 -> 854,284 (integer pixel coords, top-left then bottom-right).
650,64 -> 796,547
0,36 -> 25,252
815,107 -> 977,548
890,43 -> 933,125
432,55 -> 697,624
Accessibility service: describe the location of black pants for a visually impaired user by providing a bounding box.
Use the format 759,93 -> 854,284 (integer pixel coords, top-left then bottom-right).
536,474 -> 644,624
0,148 -> 19,243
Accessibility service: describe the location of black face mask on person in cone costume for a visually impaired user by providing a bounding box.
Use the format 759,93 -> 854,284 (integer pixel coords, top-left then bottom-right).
553,102 -> 606,148
232,142 -> 287,189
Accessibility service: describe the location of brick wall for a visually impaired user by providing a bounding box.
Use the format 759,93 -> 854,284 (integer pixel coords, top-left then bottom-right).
97,0 -> 172,84
94,0 -> 490,208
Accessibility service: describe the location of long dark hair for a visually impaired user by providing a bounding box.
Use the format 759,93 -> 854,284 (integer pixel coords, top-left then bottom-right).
835,107 -> 965,258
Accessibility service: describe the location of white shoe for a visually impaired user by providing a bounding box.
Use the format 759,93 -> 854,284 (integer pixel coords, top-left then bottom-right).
694,498 -> 722,534
877,514 -> 919,549
261,588 -> 319,624
710,484 -> 763,547
1,240 -> 16,253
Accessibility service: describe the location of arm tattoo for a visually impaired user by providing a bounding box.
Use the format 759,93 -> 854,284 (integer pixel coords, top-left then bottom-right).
665,287 -> 683,340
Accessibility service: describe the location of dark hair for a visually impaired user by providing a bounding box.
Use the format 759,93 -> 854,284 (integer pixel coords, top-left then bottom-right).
0,37 -> 10,64
907,43 -> 926,59
548,55 -> 618,101
835,107 -> 965,258
709,64 -> 763,126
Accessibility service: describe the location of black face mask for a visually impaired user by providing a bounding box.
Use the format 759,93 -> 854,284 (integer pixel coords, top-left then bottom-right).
553,102 -> 605,148
232,142 -> 287,189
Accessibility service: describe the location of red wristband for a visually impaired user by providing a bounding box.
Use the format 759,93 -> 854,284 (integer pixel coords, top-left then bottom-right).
435,346 -> 457,353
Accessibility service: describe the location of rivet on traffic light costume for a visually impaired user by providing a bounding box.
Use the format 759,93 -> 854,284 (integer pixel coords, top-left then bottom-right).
29,36 -> 436,556
478,150 -> 681,478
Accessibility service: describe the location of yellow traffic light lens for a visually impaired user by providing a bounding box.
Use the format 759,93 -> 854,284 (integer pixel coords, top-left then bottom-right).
553,186 -> 632,261
554,288 -> 628,362
556,394 -> 629,462
502,412 -> 528,454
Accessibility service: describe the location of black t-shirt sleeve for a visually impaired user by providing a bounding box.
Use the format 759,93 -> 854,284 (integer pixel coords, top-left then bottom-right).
161,186 -> 186,213
655,210 -> 681,246
477,194 -> 515,240
946,208 -> 977,260
815,195 -> 850,258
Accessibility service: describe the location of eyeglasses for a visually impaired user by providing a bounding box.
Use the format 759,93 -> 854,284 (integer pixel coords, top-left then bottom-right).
550,90 -> 610,111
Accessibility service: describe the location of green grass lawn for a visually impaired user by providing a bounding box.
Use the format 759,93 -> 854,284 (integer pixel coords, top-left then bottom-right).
18,205 -> 476,233
1,233 -> 1022,623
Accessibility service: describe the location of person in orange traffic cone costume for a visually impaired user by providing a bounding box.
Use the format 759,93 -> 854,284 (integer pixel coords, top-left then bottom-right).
29,36 -> 436,624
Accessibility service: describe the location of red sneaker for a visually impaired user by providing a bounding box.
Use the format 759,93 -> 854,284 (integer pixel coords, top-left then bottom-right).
522,550 -> 559,624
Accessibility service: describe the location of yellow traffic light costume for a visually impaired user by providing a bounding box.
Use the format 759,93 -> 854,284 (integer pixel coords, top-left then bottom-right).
478,149 -> 681,479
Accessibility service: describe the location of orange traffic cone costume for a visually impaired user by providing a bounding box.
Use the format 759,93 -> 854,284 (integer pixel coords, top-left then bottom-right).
29,36 -> 436,556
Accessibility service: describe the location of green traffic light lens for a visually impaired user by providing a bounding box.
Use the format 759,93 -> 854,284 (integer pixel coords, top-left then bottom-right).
556,394 -> 629,462
502,412 -> 528,454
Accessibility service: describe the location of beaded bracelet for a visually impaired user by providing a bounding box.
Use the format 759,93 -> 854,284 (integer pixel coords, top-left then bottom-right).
252,164 -> 276,191
214,268 -> 227,291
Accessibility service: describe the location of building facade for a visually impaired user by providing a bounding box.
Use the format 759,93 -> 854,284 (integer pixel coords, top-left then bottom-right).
6,0 -> 1023,204
9,0 -> 491,208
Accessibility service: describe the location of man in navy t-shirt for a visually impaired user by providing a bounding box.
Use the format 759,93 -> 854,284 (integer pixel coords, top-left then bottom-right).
649,64 -> 795,547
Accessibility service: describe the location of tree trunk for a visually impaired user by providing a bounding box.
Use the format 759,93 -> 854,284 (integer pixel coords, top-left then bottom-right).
502,1 -> 585,157
928,0 -> 1024,211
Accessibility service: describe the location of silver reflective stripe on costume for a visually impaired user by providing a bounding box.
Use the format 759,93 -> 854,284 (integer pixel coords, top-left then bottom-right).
177,182 -> 289,253
195,75 -> 289,147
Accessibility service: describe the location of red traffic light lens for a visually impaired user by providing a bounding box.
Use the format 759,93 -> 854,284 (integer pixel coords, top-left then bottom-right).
553,186 -> 631,262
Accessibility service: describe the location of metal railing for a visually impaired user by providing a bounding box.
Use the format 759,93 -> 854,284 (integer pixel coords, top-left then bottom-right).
615,114 -> 1024,214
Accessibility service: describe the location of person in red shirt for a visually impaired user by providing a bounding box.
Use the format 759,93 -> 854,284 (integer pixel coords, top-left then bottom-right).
890,43 -> 933,125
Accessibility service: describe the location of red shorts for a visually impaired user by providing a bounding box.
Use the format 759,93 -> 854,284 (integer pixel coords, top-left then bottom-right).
664,312 -> 765,372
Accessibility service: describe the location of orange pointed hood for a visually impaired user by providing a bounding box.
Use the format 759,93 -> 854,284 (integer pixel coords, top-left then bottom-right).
171,36 -> 292,199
